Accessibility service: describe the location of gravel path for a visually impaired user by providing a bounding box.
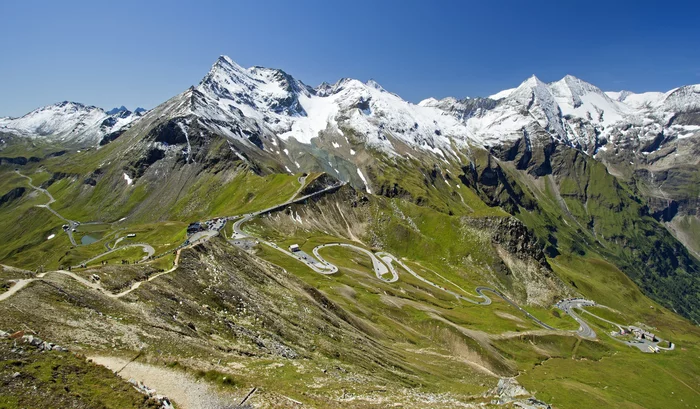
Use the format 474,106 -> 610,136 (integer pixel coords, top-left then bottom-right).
0,249 -> 182,301
90,356 -> 239,409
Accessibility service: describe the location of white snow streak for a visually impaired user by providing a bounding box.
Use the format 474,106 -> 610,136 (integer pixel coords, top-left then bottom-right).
177,122 -> 193,163
356,168 -> 372,194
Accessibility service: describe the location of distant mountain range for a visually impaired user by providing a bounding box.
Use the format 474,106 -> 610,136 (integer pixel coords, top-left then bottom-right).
0,102 -> 145,145
2,56 -> 697,158
2,56 -> 697,257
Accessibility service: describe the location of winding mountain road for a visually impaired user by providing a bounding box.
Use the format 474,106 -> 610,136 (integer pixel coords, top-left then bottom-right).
314,243 -> 397,282
2,173 -> 669,349
15,170 -> 79,245
227,182 -> 600,337
231,181 -> 344,240
73,243 -> 155,268
376,252 -> 490,305
556,299 -> 596,338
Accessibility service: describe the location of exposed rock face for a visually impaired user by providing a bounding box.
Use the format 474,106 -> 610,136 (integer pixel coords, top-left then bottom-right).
0,187 -> 26,207
489,129 -> 558,177
459,157 -> 537,214
488,217 -> 550,268
128,147 -> 166,179
464,217 -> 569,306
0,156 -> 40,166
485,378 -> 552,408
298,172 -> 338,196
99,129 -> 126,146
595,132 -> 700,261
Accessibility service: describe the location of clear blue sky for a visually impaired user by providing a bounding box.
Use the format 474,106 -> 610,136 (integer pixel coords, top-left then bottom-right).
1,0 -> 699,116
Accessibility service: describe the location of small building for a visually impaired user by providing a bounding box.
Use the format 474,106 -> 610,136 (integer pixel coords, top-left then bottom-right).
632,328 -> 657,342
127,233 -> 136,238
289,244 -> 300,253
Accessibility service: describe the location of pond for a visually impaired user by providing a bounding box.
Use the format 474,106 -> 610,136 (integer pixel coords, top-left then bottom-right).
81,235 -> 99,245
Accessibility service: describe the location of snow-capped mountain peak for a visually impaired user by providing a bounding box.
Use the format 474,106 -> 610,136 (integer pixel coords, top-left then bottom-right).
366,79 -> 385,92
548,75 -> 628,125
418,97 -> 440,107
188,56 -> 475,153
0,101 -> 141,144
4,55 -> 698,161
505,75 -> 566,136
197,56 -> 311,120
507,75 -> 557,107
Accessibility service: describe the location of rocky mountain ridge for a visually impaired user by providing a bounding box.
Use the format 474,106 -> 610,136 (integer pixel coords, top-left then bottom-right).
6,56 -> 697,159
0,101 -> 144,145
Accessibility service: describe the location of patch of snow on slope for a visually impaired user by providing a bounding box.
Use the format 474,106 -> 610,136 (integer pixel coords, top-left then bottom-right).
123,173 -> 133,185
177,122 -> 193,163
618,91 -> 665,110
356,168 -> 372,194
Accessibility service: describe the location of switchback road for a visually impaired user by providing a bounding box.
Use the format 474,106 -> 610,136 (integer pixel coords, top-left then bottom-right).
16,170 -> 79,246
2,174 -> 670,350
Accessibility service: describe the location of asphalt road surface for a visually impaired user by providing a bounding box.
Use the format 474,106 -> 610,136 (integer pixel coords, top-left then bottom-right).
555,298 -> 596,339
16,170 -> 79,246
314,243 -> 397,282
73,243 -> 155,268
231,182 -> 345,239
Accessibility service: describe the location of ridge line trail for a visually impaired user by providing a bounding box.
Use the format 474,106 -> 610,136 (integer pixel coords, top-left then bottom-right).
0,249 -> 182,301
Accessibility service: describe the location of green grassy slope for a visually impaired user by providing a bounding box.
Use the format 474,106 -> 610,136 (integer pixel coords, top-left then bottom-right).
0,338 -> 159,408
466,145 -> 700,323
